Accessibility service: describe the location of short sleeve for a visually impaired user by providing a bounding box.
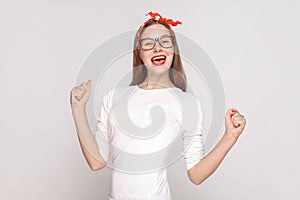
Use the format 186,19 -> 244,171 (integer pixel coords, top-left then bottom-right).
182,96 -> 205,171
93,90 -> 112,163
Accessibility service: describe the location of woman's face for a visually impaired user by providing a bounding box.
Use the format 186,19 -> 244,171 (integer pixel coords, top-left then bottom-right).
139,24 -> 174,73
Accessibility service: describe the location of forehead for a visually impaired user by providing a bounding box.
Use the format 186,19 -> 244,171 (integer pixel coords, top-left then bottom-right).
141,24 -> 171,39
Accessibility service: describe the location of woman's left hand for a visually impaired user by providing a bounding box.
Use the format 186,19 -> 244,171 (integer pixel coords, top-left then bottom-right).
224,108 -> 246,142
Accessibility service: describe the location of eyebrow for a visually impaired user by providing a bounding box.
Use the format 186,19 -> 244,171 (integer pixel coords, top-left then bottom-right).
140,34 -> 171,40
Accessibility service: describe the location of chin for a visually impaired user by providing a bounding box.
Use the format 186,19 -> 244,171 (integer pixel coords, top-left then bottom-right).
146,65 -> 170,75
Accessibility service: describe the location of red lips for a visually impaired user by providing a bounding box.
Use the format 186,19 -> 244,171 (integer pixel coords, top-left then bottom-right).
151,55 -> 166,66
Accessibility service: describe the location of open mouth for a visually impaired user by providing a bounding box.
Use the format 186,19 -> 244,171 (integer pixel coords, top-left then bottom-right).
151,55 -> 166,66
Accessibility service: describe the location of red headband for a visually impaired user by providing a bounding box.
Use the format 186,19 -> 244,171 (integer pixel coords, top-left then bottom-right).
137,11 -> 182,42
144,12 -> 182,27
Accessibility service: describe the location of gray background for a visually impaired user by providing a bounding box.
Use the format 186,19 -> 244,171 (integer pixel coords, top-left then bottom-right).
1,0 -> 299,199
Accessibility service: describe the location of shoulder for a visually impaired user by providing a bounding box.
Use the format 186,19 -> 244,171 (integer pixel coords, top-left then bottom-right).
102,86 -> 133,103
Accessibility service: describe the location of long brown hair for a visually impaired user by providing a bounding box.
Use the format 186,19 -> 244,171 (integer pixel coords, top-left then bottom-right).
129,19 -> 187,92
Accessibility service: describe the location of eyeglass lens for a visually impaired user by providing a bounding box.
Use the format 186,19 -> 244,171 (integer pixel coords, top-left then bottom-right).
140,36 -> 173,50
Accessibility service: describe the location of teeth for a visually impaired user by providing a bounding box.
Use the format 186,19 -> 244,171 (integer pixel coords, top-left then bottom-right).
152,56 -> 165,61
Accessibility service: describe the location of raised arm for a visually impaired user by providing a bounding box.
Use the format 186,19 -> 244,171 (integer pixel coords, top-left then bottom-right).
187,108 -> 246,185
70,80 -> 106,171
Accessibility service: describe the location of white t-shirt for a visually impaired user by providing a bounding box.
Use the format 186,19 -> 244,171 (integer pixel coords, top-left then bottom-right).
93,85 -> 205,200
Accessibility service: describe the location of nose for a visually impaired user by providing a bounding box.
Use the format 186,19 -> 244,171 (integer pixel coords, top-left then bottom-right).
153,41 -> 163,52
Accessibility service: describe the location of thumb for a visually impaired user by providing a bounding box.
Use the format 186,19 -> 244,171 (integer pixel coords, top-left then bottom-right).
225,108 -> 238,128
86,80 -> 92,94
80,80 -> 92,102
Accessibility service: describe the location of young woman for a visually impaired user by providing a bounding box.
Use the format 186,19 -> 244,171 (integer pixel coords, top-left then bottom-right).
70,12 -> 246,200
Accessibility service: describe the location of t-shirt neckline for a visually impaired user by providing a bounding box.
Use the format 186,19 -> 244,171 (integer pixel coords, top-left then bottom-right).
134,85 -> 180,92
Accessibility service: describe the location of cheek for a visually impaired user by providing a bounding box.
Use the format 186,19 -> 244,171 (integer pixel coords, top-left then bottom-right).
166,47 -> 175,56
140,51 -> 152,63
167,52 -> 174,63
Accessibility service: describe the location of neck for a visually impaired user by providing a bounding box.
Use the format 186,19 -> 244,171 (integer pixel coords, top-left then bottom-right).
139,72 -> 175,89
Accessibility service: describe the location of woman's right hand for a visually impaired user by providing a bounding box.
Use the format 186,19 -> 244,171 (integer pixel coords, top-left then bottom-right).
70,80 -> 92,109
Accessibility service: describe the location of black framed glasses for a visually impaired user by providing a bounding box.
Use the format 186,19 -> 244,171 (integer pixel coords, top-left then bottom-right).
139,35 -> 175,51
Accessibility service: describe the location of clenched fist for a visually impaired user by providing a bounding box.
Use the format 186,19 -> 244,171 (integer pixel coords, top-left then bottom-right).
224,108 -> 246,141
70,80 -> 92,109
